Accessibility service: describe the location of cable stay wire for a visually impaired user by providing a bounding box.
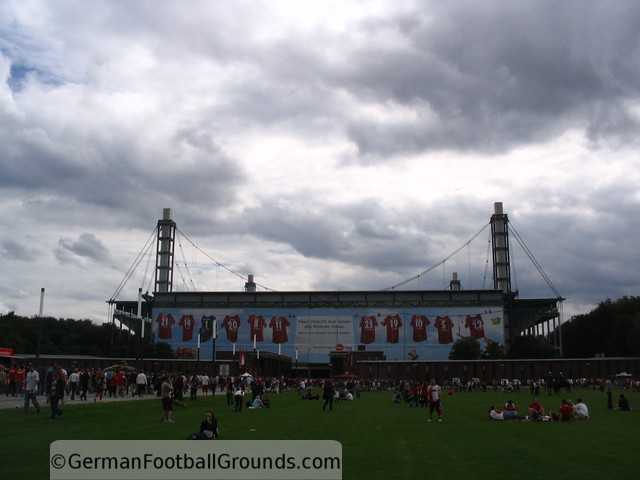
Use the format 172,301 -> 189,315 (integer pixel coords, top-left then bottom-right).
508,221 -> 563,300
109,227 -> 158,303
176,231 -> 197,291
144,245 -> 156,295
173,261 -> 191,292
510,228 -> 519,294
139,239 -> 155,292
383,221 -> 491,291
175,227 -> 278,292
481,228 -> 492,290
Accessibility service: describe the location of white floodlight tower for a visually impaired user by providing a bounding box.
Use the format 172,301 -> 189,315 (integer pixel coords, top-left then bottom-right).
155,208 -> 176,293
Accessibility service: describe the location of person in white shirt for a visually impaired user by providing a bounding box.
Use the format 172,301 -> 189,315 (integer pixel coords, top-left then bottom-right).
573,398 -> 589,419
134,371 -> 147,397
489,406 -> 504,420
68,369 -> 80,400
24,364 -> 41,414
201,374 -> 210,395
427,379 -> 443,422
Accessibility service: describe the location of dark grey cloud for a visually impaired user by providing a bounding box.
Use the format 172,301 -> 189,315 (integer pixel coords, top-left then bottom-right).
1,1 -> 640,322
54,233 -> 114,266
234,194 -> 491,278
328,1 -> 640,159
0,238 -> 40,261
507,179 -> 640,303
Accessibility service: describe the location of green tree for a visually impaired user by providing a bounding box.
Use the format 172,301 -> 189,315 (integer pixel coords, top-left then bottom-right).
145,341 -> 175,359
507,335 -> 558,359
448,336 -> 482,360
561,296 -> 640,357
482,341 -> 505,359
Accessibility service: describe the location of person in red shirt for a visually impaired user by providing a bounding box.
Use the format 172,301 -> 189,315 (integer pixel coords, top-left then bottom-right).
503,399 -> 526,420
115,371 -> 125,398
409,383 -> 419,407
15,366 -> 26,396
558,399 -> 574,421
8,365 -> 17,397
527,398 -> 545,421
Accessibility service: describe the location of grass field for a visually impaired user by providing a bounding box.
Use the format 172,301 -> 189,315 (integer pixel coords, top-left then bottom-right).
2,387 -> 638,479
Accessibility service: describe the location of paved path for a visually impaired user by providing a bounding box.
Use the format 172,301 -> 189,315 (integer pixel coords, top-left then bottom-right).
0,391 -> 153,410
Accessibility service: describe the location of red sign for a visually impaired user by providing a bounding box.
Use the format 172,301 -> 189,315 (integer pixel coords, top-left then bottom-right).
335,344 -> 344,352
0,347 -> 14,357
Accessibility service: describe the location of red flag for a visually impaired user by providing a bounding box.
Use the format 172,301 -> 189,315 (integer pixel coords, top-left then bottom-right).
239,349 -> 245,366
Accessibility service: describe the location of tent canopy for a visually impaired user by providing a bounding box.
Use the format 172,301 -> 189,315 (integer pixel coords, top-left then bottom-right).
332,373 -> 359,379
103,364 -> 135,372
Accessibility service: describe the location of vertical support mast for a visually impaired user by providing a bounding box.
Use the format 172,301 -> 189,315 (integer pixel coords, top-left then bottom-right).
491,202 -> 513,346
491,202 -> 511,294
155,208 -> 176,293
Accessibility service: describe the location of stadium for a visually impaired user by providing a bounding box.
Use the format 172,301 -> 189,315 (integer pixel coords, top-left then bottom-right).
108,203 -> 639,381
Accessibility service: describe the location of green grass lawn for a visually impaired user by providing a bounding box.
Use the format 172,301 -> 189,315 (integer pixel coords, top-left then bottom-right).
2,387 -> 639,479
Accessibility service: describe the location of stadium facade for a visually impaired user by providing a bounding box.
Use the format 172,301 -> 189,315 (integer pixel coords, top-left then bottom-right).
112,203 -> 565,378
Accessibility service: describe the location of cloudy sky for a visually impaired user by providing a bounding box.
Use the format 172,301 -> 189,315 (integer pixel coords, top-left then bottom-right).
1,0 -> 639,326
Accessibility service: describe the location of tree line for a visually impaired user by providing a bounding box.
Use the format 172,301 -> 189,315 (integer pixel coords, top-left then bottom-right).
0,312 -> 174,359
449,295 -> 640,360
2,295 -> 639,360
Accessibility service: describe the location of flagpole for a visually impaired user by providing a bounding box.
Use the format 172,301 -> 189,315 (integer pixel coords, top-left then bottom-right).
253,334 -> 257,376
211,319 -> 217,379
36,288 -> 45,365
196,332 -> 201,375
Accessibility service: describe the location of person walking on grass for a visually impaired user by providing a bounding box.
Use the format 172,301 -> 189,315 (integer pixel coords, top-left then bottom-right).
322,380 -> 335,411
161,375 -> 175,423
427,379 -> 443,422
24,364 -> 40,414
605,379 -> 613,410
50,371 -> 65,421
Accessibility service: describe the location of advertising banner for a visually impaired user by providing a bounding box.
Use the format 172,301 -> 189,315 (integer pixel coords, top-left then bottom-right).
152,306 -> 504,362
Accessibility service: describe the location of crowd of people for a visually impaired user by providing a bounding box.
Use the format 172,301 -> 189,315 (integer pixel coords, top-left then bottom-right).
5,359 -> 636,431
488,397 -> 592,421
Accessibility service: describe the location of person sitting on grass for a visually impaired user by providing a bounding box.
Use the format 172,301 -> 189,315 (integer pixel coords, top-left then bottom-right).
187,411 -> 219,439
573,398 -> 589,419
558,399 -> 574,421
501,399 -> 526,420
527,398 -> 545,421
301,389 -> 319,400
489,406 -> 504,420
615,394 -> 632,411
248,394 -> 263,409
